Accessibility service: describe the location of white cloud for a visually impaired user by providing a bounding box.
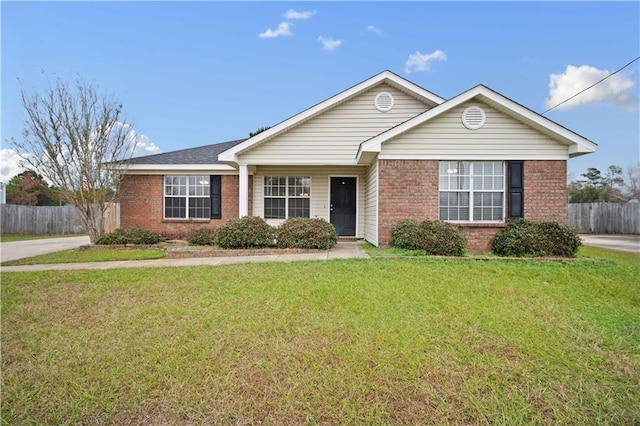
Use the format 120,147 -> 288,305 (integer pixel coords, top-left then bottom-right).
106,122 -> 160,160
367,25 -> 383,36
259,22 -> 293,39
283,9 -> 316,20
127,130 -> 160,158
404,50 -> 447,74
0,149 -> 28,184
318,36 -> 342,53
545,64 -> 638,110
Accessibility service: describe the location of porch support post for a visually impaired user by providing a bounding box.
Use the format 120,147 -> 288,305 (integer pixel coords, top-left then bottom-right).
239,164 -> 249,217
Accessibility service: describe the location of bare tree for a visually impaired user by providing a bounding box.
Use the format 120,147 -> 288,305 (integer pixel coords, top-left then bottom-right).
10,78 -> 138,243
625,162 -> 640,200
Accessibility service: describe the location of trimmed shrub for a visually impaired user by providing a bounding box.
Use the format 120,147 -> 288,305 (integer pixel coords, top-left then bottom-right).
95,225 -> 161,245
391,219 -> 467,256
276,218 -> 338,250
422,220 -> 467,256
215,216 -> 276,249
491,218 -> 581,257
390,220 -> 424,250
186,227 -> 217,246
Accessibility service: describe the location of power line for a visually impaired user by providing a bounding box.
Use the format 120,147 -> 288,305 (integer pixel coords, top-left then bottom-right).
542,56 -> 640,115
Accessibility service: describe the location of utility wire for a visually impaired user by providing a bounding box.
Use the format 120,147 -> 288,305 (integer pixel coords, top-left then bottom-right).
541,56 -> 640,115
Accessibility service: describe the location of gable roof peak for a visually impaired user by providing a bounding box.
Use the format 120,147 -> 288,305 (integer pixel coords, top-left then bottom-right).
356,83 -> 597,162
218,70 -> 445,164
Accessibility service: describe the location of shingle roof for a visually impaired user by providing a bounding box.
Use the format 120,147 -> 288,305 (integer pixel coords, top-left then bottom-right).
127,139 -> 247,165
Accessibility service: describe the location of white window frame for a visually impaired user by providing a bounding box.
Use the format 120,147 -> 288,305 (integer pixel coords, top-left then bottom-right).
163,175 -> 211,220
264,176 -> 311,219
438,161 -> 505,222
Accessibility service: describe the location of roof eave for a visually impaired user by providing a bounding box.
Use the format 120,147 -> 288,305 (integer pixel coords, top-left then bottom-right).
121,164 -> 238,172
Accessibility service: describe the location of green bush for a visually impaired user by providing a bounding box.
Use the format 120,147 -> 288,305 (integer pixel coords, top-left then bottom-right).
491,218 -> 581,257
422,220 -> 467,256
276,218 -> 338,250
95,225 -> 161,245
215,216 -> 276,249
390,220 -> 424,250
391,220 -> 467,256
185,227 -> 217,246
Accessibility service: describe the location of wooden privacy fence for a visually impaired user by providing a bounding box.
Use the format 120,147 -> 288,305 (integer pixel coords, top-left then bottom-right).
568,202 -> 640,234
1,203 -> 120,235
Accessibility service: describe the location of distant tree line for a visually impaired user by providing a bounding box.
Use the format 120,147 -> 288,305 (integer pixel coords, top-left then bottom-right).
568,163 -> 640,203
4,170 -> 66,206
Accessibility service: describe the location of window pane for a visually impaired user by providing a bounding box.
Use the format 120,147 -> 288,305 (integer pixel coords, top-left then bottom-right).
264,198 -> 285,219
473,192 -> 503,221
265,176 -> 286,197
473,161 -> 503,191
439,161 -> 504,223
288,198 -> 310,218
439,192 -> 470,221
189,198 -> 210,219
439,161 -> 470,190
165,197 -> 186,218
165,176 -> 186,196
288,176 -> 311,197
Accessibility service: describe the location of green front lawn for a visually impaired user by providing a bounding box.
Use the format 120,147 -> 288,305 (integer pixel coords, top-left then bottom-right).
0,233 -> 87,243
1,247 -> 166,266
2,247 -> 639,424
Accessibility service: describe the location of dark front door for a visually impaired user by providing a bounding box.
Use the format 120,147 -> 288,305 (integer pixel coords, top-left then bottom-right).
330,177 -> 357,236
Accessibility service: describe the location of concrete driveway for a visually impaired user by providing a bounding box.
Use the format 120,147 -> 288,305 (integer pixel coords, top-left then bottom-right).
0,236 -> 91,263
580,234 -> 640,254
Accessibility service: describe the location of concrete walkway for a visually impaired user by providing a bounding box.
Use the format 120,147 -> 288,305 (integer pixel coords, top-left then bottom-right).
0,236 -> 91,263
1,241 -> 369,272
579,234 -> 640,254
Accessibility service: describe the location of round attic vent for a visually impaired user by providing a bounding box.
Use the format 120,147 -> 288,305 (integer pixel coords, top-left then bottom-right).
374,92 -> 394,112
462,105 -> 486,130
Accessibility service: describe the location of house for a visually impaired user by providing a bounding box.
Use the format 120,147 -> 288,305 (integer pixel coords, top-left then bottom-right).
118,70 -> 596,253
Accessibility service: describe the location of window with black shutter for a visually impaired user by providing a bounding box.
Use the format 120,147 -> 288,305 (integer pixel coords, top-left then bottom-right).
507,161 -> 524,218
210,175 -> 221,219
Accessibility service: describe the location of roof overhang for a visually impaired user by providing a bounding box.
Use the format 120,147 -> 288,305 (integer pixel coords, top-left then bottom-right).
218,70 -> 445,165
356,85 -> 597,164
113,163 -> 238,174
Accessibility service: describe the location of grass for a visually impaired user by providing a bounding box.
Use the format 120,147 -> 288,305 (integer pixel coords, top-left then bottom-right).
1,247 -> 166,266
2,246 -> 639,424
0,233 -> 87,243
362,242 -> 429,257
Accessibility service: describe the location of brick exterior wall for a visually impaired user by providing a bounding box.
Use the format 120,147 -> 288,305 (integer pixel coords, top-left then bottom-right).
460,224 -> 507,254
376,159 -> 568,253
523,160 -> 567,223
378,160 -> 439,247
119,174 -> 252,238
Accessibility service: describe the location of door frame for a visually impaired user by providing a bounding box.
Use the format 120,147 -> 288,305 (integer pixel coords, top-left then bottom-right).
327,175 -> 359,237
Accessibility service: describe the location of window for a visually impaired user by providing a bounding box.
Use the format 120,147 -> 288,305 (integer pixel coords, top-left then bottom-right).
439,161 -> 504,222
264,176 -> 310,219
164,175 -> 221,219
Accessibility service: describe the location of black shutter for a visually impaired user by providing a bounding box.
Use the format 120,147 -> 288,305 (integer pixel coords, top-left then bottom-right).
507,161 -> 524,218
210,175 -> 221,219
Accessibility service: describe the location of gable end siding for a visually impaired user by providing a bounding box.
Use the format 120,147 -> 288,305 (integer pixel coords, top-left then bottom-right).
380,101 -> 569,159
239,84 -> 431,165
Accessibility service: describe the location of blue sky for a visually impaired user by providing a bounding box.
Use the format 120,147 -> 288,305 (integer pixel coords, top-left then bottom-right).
2,1 -> 639,183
